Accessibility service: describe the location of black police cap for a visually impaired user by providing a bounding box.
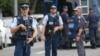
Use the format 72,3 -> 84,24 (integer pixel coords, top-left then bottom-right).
19,3 -> 30,8
50,5 -> 57,9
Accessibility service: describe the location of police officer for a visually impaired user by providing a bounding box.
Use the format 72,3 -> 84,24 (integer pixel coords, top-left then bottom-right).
10,3 -> 38,56
60,6 -> 71,49
87,8 -> 99,49
42,5 -> 63,56
73,6 -> 86,56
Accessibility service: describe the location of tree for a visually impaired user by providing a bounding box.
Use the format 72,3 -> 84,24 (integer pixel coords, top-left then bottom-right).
0,0 -> 29,16
0,0 -> 43,16
35,0 -> 43,14
0,0 -> 14,16
29,0 -> 38,14
18,0 -> 29,4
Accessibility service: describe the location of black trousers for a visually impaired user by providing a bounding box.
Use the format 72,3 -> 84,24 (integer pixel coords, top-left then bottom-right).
60,25 -> 70,48
89,27 -> 97,46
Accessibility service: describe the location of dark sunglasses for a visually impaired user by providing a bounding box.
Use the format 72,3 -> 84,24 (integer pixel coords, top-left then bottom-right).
21,7 -> 29,10
50,8 -> 57,10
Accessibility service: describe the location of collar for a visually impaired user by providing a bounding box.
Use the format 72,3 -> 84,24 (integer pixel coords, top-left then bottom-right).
50,13 -> 56,17
21,14 -> 29,20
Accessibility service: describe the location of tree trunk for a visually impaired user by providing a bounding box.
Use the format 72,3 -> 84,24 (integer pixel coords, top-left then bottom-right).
30,0 -> 38,14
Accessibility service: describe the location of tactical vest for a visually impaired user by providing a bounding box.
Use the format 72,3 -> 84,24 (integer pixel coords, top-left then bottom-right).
45,14 -> 60,36
14,16 -> 34,39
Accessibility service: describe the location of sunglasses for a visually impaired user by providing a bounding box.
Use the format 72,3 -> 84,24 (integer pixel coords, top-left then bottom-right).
50,8 -> 57,10
21,7 -> 29,10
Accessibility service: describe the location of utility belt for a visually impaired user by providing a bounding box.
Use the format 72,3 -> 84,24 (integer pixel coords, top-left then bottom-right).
10,31 -> 34,46
10,36 -> 34,46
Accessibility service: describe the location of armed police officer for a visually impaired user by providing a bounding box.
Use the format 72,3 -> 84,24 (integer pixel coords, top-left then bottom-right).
10,3 -> 38,56
87,8 -> 99,49
42,5 -> 63,56
72,6 -> 86,56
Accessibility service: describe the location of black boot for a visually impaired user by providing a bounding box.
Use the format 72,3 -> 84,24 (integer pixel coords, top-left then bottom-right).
91,44 -> 97,49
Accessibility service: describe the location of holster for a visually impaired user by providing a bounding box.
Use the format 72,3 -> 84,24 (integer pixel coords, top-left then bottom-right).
10,36 -> 20,45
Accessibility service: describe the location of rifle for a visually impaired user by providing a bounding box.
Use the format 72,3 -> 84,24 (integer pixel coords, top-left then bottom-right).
50,16 -> 59,44
23,19 -> 34,56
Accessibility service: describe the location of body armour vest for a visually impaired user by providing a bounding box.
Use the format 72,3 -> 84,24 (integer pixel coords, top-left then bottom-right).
14,16 -> 34,39
45,14 -> 60,36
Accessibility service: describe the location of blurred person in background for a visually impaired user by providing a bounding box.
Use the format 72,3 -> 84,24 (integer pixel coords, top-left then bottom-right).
72,6 -> 86,56
87,8 -> 99,49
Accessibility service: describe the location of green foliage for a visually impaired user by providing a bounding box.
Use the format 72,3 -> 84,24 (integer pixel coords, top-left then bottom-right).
0,0 -> 29,16
0,0 -> 43,16
35,0 -> 43,14
0,0 -> 14,16
18,0 -> 29,4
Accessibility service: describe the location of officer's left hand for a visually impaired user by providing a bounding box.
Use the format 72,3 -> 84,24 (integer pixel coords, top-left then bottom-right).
53,27 -> 59,33
75,36 -> 80,42
27,38 -> 33,44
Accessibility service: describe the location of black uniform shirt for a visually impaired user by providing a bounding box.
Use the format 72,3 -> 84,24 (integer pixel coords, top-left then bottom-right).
61,12 -> 69,24
87,12 -> 99,28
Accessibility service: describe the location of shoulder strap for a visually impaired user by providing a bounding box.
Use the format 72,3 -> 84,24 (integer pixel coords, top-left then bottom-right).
47,13 -> 50,19
27,16 -> 33,28
47,13 -> 51,22
15,15 -> 22,25
55,14 -> 59,19
28,16 -> 33,24
15,16 -> 21,20
48,13 -> 59,19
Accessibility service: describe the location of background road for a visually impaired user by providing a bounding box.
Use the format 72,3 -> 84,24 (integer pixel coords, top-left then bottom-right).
0,42 -> 100,56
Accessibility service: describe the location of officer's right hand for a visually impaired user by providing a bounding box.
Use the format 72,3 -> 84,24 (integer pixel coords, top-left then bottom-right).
41,35 -> 45,41
19,24 -> 26,30
53,27 -> 59,33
